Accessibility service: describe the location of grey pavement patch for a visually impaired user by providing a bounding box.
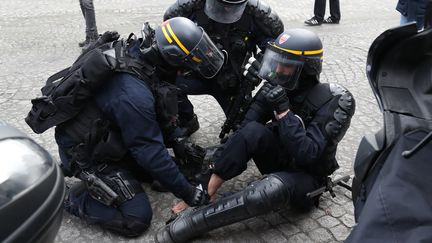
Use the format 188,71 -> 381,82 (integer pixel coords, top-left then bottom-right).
0,0 -> 400,242
308,228 -> 334,243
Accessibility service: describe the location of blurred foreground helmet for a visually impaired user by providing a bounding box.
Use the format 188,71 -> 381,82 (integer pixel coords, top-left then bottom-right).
205,0 -> 248,24
0,121 -> 65,242
258,29 -> 323,90
155,17 -> 224,79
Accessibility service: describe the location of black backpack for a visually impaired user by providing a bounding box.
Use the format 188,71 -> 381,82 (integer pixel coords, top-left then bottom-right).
25,32 -> 160,134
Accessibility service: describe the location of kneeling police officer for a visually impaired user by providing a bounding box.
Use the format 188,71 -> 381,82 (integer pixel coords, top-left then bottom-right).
156,28 -> 356,243
164,0 -> 284,136
25,17 -> 224,237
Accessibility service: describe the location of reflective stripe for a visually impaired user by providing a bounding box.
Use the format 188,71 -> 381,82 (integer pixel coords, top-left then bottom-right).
272,44 -> 302,55
162,26 -> 173,44
166,23 -> 190,55
271,43 -> 323,56
192,56 -> 202,62
304,49 -> 323,55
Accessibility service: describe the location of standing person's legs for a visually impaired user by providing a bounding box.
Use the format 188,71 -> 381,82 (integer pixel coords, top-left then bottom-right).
79,0 -> 86,17
306,0 -> 326,25
78,0 -> 98,47
81,0 -> 98,38
313,0 -> 327,22
329,0 -> 341,21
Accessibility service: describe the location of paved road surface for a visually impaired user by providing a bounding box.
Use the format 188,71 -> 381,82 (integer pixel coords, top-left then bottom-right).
0,0 -> 399,242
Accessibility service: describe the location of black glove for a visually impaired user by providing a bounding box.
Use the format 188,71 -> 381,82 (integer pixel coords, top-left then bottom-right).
99,31 -> 120,43
185,184 -> 210,207
261,82 -> 290,114
242,56 -> 262,87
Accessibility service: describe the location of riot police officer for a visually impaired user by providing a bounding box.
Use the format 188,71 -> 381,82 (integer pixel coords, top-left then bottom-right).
30,17 -> 224,237
164,0 -> 284,136
156,29 -> 356,243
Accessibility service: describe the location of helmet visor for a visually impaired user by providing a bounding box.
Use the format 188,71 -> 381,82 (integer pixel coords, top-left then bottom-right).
258,48 -> 304,90
204,0 -> 247,24
186,31 -> 224,79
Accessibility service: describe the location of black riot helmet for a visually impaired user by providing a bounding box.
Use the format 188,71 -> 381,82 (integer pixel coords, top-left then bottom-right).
204,0 -> 248,24
155,17 -> 224,78
258,29 -> 323,91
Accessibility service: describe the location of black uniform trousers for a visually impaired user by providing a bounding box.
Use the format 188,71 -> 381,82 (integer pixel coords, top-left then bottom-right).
213,121 -> 322,211
314,0 -> 341,22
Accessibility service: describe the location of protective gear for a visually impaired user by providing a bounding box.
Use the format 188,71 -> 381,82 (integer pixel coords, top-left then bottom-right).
163,0 -> 284,84
184,184 -> 209,207
25,33 -> 157,134
258,29 -> 323,90
172,137 -> 206,182
204,0 -> 248,24
155,17 -> 224,78
155,173 -> 317,243
261,82 -> 290,114
241,83 -> 355,177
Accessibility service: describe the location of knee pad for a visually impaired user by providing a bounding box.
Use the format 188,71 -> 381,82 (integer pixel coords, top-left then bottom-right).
155,174 -> 292,243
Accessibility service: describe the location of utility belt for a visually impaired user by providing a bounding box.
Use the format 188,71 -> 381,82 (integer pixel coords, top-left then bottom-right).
79,165 -> 144,207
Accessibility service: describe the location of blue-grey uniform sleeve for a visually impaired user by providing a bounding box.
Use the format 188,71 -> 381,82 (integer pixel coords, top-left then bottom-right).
104,78 -> 193,200
278,89 -> 355,169
277,111 -> 328,166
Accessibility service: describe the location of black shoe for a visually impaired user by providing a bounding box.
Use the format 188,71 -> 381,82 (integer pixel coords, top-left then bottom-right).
304,17 -> 323,26
323,17 -> 340,24
78,39 -> 88,47
179,114 -> 200,136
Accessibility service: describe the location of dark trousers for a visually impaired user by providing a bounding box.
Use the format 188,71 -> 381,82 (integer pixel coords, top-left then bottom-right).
176,76 -> 231,123
213,121 -> 321,210
79,0 -> 98,38
314,0 -> 341,22
56,132 -> 152,237
67,188 -> 152,236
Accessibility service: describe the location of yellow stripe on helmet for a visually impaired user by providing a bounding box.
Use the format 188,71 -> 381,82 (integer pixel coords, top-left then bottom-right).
162,26 -> 173,44
271,43 -> 323,56
192,56 -> 202,62
166,22 -> 190,55
304,49 -> 323,55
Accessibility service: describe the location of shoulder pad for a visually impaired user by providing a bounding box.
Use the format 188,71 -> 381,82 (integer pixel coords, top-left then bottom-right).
324,85 -> 356,142
245,0 -> 284,37
163,0 -> 205,20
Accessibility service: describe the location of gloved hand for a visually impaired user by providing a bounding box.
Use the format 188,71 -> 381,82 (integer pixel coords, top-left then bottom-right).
261,82 -> 290,114
242,56 -> 262,87
99,31 -> 120,43
185,184 -> 210,207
